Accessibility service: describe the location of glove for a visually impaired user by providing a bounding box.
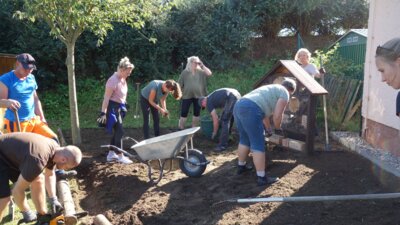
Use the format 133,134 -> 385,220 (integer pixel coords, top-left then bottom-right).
211,131 -> 217,140
274,128 -> 285,137
49,196 -> 63,215
96,112 -> 106,127
21,210 -> 37,223
265,128 -> 273,137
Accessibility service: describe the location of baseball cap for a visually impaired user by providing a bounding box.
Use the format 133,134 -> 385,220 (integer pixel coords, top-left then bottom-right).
16,53 -> 36,70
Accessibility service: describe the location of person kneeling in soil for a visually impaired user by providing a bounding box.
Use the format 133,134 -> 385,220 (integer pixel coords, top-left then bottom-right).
0,132 -> 82,224
141,80 -> 182,139
233,79 -> 296,186
198,88 -> 241,151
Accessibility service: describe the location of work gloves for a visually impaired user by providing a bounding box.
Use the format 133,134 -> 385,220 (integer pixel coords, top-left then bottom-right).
49,196 -> 64,215
274,128 -> 285,137
21,210 -> 37,223
265,128 -> 273,137
97,112 -> 106,127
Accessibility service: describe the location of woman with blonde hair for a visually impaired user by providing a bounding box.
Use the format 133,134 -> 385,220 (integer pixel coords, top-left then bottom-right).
98,56 -> 134,164
294,48 -> 321,78
178,56 -> 212,129
141,79 -> 182,139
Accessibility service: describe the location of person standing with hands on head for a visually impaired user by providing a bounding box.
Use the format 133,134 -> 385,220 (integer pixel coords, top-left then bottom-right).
178,56 -> 212,130
0,132 -> 82,224
234,79 -> 296,186
295,48 -> 322,79
141,80 -> 182,139
98,57 -> 134,164
198,88 -> 241,151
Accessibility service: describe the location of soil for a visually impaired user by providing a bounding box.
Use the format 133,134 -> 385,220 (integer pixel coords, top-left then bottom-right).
66,128 -> 400,225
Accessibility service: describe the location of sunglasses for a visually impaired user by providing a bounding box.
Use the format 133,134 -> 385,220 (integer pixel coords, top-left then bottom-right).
376,46 -> 399,60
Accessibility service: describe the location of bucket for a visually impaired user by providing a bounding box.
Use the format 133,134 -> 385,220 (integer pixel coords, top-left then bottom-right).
200,116 -> 220,139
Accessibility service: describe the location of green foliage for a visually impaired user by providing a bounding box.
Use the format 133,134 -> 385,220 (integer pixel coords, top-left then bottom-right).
314,44 -> 364,80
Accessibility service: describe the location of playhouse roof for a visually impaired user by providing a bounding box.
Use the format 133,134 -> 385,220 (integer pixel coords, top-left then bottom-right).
254,60 -> 328,95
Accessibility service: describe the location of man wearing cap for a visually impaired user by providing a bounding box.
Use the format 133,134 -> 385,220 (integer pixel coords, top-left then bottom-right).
199,88 -> 241,151
233,78 -> 296,186
0,132 -> 82,224
0,53 -> 58,142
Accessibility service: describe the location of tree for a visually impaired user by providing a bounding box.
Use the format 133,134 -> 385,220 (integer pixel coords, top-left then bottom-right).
15,0 -> 161,144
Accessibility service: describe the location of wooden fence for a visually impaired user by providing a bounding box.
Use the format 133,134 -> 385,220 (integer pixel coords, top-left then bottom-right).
323,74 -> 363,124
0,53 -> 16,75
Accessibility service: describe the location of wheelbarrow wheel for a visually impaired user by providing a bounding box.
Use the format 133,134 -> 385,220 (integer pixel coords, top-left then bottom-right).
179,149 -> 207,178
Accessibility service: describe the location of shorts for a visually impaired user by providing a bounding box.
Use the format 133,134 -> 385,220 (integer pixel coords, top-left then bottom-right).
4,116 -> 58,142
180,98 -> 201,117
0,160 -> 19,198
233,98 -> 265,152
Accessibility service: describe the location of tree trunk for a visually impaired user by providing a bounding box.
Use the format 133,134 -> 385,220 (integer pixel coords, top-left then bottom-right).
66,42 -> 81,144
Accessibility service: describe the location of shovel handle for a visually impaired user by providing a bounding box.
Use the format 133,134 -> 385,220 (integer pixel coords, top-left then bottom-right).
13,109 -> 21,132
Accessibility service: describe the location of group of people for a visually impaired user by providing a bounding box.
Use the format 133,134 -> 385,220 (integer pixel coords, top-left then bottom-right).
0,54 -> 82,224
2,36 -> 398,224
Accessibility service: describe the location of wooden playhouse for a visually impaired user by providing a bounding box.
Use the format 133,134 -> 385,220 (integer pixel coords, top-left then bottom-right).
254,60 -> 328,154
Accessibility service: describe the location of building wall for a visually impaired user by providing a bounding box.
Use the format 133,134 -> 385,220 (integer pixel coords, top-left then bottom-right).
362,0 -> 400,153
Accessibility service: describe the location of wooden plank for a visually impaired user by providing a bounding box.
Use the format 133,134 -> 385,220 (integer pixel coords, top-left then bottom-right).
306,95 -> 317,154
281,60 -> 328,95
343,99 -> 362,123
342,80 -> 362,123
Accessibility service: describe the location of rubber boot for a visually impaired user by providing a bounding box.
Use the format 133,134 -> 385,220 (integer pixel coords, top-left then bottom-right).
192,116 -> 200,127
179,117 -> 187,130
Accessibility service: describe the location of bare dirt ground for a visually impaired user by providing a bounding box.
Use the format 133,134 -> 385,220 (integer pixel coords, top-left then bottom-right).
66,128 -> 400,225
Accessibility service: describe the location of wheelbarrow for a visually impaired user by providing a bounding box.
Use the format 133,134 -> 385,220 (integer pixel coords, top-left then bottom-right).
101,127 -> 209,184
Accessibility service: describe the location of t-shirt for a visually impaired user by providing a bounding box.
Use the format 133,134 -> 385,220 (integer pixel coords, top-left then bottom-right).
0,71 -> 37,121
106,72 -> 128,103
178,69 -> 208,99
243,84 -> 289,117
141,80 -> 165,103
0,132 -> 59,182
206,88 -> 241,113
302,63 -> 319,78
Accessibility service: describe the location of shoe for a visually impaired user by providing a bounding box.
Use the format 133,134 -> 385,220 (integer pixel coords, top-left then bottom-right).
237,164 -> 253,175
257,176 -> 279,186
107,151 -> 119,162
214,146 -> 227,152
56,170 -> 77,180
117,155 -> 133,164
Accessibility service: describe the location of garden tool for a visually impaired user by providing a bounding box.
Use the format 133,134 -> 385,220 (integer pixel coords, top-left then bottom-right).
134,82 -> 140,118
13,109 -> 21,132
319,56 -> 330,151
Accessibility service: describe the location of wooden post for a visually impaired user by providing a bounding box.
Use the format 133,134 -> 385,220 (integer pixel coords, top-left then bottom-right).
93,214 -> 113,225
306,95 -> 317,154
57,180 -> 77,225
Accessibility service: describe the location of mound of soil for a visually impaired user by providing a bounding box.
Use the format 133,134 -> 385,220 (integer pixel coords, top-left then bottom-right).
67,128 -> 400,225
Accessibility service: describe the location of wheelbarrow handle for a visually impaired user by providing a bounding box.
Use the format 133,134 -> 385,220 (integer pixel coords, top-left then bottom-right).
13,109 -> 21,132
100,145 -> 135,158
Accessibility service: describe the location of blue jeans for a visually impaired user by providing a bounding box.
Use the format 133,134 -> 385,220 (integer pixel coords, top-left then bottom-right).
233,99 -> 265,152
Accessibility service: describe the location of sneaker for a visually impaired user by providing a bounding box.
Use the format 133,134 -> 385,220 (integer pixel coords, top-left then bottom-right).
257,176 -> 279,186
106,151 -> 119,162
237,164 -> 253,175
56,170 -> 77,180
214,146 -> 227,152
117,155 -> 133,164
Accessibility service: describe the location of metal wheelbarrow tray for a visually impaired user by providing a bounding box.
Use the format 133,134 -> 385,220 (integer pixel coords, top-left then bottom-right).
101,127 -> 209,184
